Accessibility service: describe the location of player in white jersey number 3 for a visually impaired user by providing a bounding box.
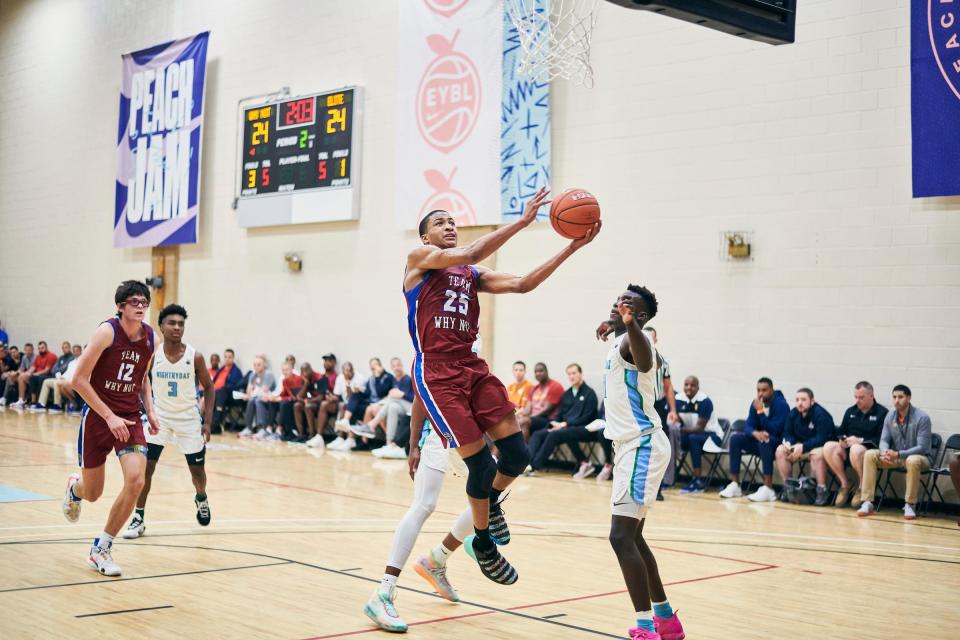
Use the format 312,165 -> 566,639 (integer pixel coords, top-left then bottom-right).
597,285 -> 685,640
124,304 -> 215,538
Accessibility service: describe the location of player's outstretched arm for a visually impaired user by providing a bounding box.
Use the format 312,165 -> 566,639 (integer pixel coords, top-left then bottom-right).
618,298 -> 655,373
408,188 -> 552,272
195,351 -> 215,439
476,221 -> 601,294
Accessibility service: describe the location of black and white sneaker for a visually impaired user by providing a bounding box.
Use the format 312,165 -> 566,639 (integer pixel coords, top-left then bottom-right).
488,493 -> 511,545
122,515 -> 145,539
195,496 -> 211,526
472,538 -> 518,585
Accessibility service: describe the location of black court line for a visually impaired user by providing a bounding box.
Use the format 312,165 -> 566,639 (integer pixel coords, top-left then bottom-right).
5,528 -> 958,566
0,560 -> 291,593
77,605 -> 173,618
679,491 -> 960,531
2,539 -> 622,638
339,567 -> 362,572
542,613 -> 567,619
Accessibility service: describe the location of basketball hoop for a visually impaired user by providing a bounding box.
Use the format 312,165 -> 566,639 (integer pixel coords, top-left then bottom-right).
504,0 -> 599,88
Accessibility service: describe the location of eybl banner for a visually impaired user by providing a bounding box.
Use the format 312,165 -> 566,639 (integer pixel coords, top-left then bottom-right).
115,32 -> 209,248
912,1 -> 960,197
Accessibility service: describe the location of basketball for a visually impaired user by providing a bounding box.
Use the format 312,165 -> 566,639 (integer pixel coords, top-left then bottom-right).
549,187 -> 601,239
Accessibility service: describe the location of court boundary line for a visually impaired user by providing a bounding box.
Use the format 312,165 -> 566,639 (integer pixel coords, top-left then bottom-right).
76,604 -> 174,618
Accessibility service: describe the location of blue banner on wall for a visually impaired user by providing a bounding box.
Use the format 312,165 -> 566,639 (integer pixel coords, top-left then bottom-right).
912,2 -> 960,198
115,32 -> 209,247
502,1 -> 550,220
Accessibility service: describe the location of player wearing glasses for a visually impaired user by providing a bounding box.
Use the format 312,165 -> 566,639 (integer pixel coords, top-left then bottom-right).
61,280 -> 160,577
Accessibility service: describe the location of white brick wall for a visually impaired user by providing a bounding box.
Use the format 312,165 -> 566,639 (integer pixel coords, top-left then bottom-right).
1,0 -> 958,448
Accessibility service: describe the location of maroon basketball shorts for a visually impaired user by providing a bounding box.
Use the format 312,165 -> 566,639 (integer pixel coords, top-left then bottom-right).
78,407 -> 147,468
413,352 -> 515,448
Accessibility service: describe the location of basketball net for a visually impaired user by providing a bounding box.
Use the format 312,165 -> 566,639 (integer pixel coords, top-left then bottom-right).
505,0 -> 599,88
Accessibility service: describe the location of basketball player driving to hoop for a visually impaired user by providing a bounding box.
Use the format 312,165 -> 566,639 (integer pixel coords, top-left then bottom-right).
403,186 -> 601,585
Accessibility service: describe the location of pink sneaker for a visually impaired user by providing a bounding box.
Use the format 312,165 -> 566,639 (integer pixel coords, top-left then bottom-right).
654,612 -> 685,640
628,628 -> 661,640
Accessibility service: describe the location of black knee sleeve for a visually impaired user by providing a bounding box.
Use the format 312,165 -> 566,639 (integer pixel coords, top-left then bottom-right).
494,432 -> 530,477
146,443 -> 164,461
184,446 -> 206,466
463,447 -> 497,499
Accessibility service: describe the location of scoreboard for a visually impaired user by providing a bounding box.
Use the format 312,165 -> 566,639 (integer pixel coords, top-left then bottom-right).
235,87 -> 362,227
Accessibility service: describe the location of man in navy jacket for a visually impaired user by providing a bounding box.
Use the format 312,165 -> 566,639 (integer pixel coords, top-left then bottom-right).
776,388 -> 834,504
720,377 -> 790,502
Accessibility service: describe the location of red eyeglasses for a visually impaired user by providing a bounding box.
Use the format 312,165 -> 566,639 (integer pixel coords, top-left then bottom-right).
123,297 -> 150,309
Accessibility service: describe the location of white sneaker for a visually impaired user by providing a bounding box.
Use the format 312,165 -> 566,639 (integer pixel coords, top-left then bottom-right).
238,427 -> 253,438
0,397 -> 6,407
122,515 -> 145,539
62,473 -> 82,522
719,481 -> 743,498
903,503 -> 917,520
306,434 -> 325,449
857,500 -> 876,517
363,587 -> 407,632
344,437 -> 357,450
747,485 -> 778,502
11,399 -> 25,412
380,445 -> 407,460
573,461 -> 596,480
371,445 -> 388,458
335,418 -> 350,431
596,464 -> 613,482
87,544 -> 121,576
328,436 -> 346,450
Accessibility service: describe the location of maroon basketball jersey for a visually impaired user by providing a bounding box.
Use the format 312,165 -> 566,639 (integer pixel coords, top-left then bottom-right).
406,265 -> 479,355
89,317 -> 155,416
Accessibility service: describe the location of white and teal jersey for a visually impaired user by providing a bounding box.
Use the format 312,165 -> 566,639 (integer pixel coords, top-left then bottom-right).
418,417 -> 450,473
602,332 -> 662,442
152,343 -> 197,417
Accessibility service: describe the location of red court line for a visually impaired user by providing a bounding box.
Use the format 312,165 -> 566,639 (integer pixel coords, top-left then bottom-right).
649,544 -> 776,568
302,564 -> 777,639
0,433 -> 58,446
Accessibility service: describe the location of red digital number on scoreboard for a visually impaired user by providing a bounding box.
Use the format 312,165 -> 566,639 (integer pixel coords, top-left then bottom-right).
278,97 -> 316,129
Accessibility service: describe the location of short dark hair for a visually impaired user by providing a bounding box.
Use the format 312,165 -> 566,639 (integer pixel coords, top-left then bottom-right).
38,340 -> 47,347
419,210 -> 446,236
225,348 -> 235,356
24,342 -> 33,348
513,360 -> 526,368
855,381 -> 874,393
159,304 -> 187,325
627,284 -> 658,319
797,387 -> 814,399
566,363 -> 582,373
114,280 -> 151,306
757,377 -> 773,388
893,384 -> 912,397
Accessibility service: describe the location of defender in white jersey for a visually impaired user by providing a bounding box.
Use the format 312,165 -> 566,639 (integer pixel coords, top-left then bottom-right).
597,286 -> 685,640
123,304 -> 215,539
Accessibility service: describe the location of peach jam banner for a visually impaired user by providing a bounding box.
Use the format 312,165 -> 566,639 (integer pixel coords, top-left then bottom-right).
397,0 -> 503,229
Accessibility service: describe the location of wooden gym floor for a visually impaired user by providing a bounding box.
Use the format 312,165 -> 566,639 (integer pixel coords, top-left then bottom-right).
1,411 -> 958,639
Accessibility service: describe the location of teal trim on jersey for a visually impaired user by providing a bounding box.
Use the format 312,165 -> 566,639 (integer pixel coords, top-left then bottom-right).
629,434 -> 653,505
624,370 -> 655,431
418,419 -> 432,449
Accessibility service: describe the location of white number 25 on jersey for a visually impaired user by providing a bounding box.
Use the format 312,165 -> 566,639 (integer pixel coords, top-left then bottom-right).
443,289 -> 469,315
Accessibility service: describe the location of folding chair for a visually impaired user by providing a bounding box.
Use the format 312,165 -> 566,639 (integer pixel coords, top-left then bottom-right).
702,418 -> 736,490
876,433 -> 943,512
920,433 -> 959,515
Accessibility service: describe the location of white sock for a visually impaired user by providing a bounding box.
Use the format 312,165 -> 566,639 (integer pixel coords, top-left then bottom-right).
431,543 -> 453,566
97,531 -> 114,549
379,574 -> 398,596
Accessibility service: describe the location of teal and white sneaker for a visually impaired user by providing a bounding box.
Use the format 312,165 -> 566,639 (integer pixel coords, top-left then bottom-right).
363,587 -> 407,633
62,473 -> 81,523
122,514 -> 145,539
414,552 -> 460,602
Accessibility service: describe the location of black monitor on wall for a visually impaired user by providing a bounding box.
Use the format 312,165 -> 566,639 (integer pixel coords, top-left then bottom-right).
607,0 -> 797,45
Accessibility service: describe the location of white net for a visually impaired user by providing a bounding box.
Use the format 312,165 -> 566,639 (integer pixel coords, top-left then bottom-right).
505,0 -> 599,88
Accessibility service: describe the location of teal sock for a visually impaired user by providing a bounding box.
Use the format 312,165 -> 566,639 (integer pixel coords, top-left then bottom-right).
653,600 -> 673,619
135,507 -> 145,520
635,611 -> 655,632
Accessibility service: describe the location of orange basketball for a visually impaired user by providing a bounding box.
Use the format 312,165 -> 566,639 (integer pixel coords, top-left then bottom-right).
549,187 -> 601,240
